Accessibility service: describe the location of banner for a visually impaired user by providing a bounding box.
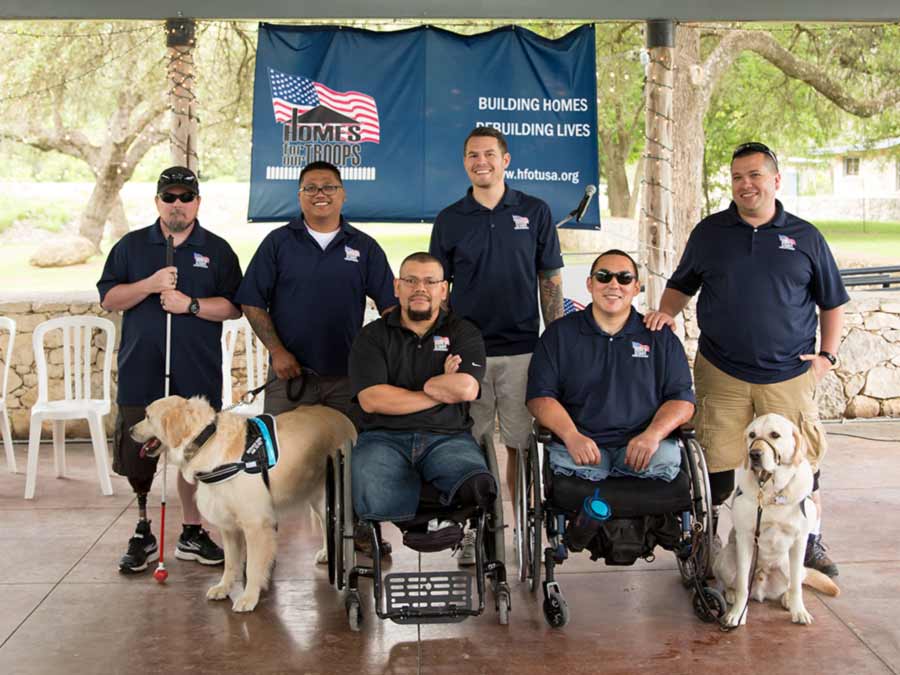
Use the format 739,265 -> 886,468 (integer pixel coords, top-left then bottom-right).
249,24 -> 600,229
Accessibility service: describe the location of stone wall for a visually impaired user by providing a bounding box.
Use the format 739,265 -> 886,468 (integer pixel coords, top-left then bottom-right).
680,292 -> 900,420
1,289 -> 898,439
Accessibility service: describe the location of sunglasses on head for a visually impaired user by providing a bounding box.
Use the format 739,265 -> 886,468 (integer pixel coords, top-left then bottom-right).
591,269 -> 636,284
732,142 -> 779,169
158,192 -> 197,204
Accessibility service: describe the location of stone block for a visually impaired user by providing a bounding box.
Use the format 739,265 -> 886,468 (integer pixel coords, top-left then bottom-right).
845,395 -> 880,418
843,373 -> 865,399
839,329 -> 896,373
815,371 -> 846,420
864,312 -> 900,331
863,366 -> 900,399
882,398 -> 900,417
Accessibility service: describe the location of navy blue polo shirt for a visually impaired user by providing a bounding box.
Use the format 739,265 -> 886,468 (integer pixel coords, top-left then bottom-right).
667,201 -> 849,384
234,217 -> 395,377
526,307 -> 695,448
97,220 -> 242,409
429,186 -> 564,357
349,310 -> 486,434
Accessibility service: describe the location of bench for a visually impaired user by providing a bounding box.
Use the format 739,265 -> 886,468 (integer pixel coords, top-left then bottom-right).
839,266 -> 900,290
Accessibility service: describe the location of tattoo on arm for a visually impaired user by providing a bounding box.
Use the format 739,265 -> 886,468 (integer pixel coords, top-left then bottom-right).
242,305 -> 287,353
539,270 -> 563,324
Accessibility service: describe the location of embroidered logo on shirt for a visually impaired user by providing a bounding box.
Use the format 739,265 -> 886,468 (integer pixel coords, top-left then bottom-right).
344,246 -> 361,263
512,215 -> 530,230
631,341 -> 650,358
193,253 -> 210,269
433,336 -> 450,352
778,234 -> 797,251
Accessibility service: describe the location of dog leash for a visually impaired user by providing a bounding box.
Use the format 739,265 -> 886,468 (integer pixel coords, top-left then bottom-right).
222,368 -> 319,413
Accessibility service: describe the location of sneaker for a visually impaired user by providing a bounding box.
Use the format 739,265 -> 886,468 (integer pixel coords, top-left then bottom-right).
456,530 -> 477,567
805,534 -> 839,578
353,523 -> 392,558
118,520 -> 158,574
175,526 -> 224,565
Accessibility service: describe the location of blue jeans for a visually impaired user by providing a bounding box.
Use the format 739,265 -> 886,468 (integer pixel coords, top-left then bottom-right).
352,430 -> 495,522
547,438 -> 681,482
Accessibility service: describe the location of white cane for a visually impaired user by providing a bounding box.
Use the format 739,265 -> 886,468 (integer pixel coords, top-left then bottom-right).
154,234 -> 175,584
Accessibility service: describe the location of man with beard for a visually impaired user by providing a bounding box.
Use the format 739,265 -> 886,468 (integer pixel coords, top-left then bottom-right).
98,166 -> 242,574
348,252 -> 497,535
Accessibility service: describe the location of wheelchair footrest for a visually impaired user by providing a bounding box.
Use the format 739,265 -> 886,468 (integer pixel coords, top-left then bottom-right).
384,571 -> 473,624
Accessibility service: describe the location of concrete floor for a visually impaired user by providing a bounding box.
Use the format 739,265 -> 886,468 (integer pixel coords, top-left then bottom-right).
1,421 -> 898,675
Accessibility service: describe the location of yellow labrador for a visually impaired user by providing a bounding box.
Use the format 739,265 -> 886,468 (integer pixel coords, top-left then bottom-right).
714,413 -> 839,627
131,395 -> 356,612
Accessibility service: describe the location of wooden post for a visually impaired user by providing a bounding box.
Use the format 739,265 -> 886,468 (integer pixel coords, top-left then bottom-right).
166,17 -> 198,170
639,20 -> 676,313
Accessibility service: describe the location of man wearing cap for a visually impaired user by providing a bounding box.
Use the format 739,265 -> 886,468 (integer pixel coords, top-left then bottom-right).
98,166 -> 243,574
236,161 -> 395,422
527,250 -> 695,485
429,126 -> 564,566
644,142 -> 848,577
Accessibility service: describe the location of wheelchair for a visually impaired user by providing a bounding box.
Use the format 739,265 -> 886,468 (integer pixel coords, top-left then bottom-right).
515,425 -> 726,628
325,434 -> 511,631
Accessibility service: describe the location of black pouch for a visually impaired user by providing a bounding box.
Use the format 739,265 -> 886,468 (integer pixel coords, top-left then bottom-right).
402,522 -> 463,553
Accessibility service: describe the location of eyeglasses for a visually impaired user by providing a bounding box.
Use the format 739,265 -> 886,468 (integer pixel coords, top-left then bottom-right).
591,269 -> 636,285
158,192 -> 197,204
732,142 -> 779,169
399,276 -> 445,289
299,184 -> 343,196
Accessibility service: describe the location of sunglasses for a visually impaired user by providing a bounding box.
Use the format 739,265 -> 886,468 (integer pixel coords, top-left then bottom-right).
159,171 -> 197,183
732,142 -> 779,169
591,269 -> 636,285
158,192 -> 197,204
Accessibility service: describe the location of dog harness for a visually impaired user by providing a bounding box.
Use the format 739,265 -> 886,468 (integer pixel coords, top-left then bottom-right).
195,415 -> 279,489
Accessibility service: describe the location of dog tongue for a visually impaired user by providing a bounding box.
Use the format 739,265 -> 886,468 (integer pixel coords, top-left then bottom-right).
140,438 -> 161,457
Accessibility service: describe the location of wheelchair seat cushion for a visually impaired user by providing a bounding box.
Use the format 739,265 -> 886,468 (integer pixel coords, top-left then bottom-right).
549,464 -> 692,518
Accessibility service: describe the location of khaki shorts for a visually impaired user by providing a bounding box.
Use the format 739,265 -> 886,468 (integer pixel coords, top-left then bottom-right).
694,353 -> 827,473
470,353 -> 533,450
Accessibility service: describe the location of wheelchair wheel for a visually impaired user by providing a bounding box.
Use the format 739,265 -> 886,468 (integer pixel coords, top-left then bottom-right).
345,590 -> 363,632
514,445 -> 530,583
686,436 -> 715,581
692,586 -> 726,623
543,584 -> 569,628
528,440 -> 543,594
497,586 -> 511,626
326,456 -> 338,587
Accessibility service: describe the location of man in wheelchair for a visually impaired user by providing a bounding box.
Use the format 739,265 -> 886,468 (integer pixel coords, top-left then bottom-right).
526,248 -> 695,487
348,252 -> 498,552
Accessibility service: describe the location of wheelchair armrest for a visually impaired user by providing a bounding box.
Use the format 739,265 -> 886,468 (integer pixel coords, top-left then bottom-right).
675,423 -> 696,440
533,422 -> 554,445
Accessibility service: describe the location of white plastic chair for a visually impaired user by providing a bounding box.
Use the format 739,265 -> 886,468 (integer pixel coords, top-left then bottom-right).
1,317 -> 16,473
221,317 -> 268,417
25,316 -> 116,499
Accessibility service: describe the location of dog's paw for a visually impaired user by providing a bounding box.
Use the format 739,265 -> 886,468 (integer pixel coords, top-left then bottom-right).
207,583 -> 230,601
722,606 -> 747,628
315,548 -> 328,565
232,592 -> 260,613
790,606 -> 813,625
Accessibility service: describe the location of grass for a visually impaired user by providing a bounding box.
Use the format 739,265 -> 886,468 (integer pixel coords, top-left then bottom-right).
0,197 -> 74,235
816,220 -> 900,263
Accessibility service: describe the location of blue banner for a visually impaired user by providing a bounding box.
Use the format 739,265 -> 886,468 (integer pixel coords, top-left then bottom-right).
249,24 -> 600,229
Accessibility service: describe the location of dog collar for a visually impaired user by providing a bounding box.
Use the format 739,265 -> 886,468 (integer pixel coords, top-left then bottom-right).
184,422 -> 217,461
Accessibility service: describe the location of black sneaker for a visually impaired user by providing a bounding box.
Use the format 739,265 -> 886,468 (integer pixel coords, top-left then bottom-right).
805,534 -> 839,578
118,520 -> 158,574
175,526 -> 224,565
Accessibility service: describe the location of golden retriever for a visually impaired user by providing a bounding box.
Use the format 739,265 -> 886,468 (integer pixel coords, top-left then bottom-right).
713,413 -> 839,627
131,395 -> 356,612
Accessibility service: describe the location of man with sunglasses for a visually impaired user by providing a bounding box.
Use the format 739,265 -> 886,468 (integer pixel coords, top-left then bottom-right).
429,127 -> 564,565
644,142 -> 848,578
235,161 -> 394,423
98,166 -> 243,574
527,250 -> 695,485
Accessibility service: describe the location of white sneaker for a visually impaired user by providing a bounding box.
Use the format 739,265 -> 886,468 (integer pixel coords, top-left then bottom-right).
456,530 -> 477,567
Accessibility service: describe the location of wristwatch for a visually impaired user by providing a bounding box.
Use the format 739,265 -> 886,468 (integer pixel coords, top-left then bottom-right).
818,350 -> 837,366
188,298 -> 200,315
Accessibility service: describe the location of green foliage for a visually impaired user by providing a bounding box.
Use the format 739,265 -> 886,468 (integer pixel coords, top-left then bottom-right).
0,196 -> 74,234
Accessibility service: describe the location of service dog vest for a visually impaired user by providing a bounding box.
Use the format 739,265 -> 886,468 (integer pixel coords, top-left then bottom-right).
195,415 -> 279,489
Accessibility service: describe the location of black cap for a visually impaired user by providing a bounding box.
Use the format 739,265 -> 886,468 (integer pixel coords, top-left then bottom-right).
157,166 -> 200,195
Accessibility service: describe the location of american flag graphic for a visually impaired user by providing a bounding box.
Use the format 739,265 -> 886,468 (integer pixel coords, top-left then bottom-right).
268,68 -> 381,143
563,298 -> 585,314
